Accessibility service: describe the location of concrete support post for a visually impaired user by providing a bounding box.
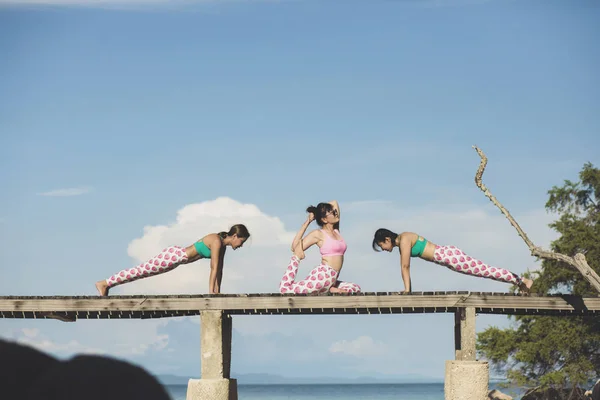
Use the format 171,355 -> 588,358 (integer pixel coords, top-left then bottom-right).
200,310 -> 232,379
454,307 -> 476,361
186,311 -> 237,400
444,360 -> 489,400
445,307 -> 489,399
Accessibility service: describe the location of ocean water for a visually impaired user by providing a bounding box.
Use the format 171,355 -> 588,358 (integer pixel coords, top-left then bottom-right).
166,382 -> 525,400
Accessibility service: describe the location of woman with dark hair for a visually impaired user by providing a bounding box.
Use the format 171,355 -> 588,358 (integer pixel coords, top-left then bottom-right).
371,229 -> 533,293
95,224 -> 251,296
279,200 -> 361,294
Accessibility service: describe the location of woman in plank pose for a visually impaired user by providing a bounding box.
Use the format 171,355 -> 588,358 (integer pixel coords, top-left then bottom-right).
279,200 -> 361,294
95,224 -> 250,296
372,229 -> 533,293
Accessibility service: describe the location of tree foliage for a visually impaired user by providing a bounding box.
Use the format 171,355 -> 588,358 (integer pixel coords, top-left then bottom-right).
477,162 -> 600,391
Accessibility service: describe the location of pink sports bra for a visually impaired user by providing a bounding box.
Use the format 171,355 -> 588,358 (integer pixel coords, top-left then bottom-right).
319,229 -> 347,257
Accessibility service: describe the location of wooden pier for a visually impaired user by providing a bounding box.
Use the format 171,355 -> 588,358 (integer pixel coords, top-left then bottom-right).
1,291 -> 599,400
2,291 -> 599,319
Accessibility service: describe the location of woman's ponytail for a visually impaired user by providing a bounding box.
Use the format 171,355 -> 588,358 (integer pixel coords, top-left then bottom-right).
218,224 -> 251,240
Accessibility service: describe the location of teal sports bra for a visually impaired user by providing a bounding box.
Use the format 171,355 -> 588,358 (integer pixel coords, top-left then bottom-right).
410,236 -> 427,257
193,240 -> 211,258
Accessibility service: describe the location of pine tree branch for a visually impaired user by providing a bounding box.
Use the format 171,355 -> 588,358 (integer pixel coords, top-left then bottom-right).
472,146 -> 600,295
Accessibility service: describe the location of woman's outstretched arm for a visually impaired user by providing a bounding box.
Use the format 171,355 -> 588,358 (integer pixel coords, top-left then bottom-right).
208,237 -> 223,294
398,234 -> 413,293
215,246 -> 227,294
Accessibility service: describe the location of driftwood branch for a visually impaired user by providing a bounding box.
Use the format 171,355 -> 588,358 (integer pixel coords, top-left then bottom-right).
472,145 -> 600,294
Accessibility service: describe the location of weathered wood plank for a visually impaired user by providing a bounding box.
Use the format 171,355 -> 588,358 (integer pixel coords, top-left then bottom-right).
0,308 -> 597,318
0,293 -> 599,317
459,294 -> 600,311
0,295 -> 465,312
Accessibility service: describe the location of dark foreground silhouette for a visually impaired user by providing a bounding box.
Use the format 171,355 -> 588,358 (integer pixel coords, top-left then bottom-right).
0,338 -> 170,400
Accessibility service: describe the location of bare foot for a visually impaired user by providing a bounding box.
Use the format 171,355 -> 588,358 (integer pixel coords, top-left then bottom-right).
329,287 -> 348,294
518,278 -> 534,294
95,280 -> 109,296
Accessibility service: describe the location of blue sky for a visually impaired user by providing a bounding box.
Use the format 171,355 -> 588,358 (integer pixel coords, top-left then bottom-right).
1,0 -> 599,382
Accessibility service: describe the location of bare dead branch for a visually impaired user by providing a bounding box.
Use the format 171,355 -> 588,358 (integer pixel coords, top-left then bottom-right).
472,145 -> 600,294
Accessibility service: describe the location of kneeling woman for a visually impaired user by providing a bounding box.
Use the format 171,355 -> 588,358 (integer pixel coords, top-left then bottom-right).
279,201 -> 361,294
95,224 -> 250,296
372,229 -> 533,293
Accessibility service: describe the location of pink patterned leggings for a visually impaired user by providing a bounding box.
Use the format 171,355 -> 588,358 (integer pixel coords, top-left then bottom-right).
279,255 -> 362,294
105,246 -> 189,288
433,245 -> 523,286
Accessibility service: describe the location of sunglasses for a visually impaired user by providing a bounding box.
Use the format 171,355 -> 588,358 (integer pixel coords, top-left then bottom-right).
326,209 -> 338,217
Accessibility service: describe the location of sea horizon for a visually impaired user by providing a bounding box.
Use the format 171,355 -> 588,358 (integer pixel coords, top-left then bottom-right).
155,372 -> 449,386
163,382 -> 527,400
155,372 -> 512,386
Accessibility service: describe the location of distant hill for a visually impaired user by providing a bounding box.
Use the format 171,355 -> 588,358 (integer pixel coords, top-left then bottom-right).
156,372 -> 442,385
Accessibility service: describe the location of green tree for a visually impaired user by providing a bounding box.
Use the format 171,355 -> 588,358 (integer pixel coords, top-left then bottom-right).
477,162 -> 600,392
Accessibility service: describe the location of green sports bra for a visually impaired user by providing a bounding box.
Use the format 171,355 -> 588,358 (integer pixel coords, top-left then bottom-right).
410,236 -> 427,258
193,240 -> 211,258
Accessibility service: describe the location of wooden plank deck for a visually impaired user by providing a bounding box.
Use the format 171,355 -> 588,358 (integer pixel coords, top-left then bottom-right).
1,292 -> 598,321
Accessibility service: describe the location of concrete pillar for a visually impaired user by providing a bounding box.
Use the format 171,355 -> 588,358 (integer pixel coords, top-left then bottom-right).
454,307 -> 476,361
444,360 -> 489,400
200,310 -> 232,379
445,307 -> 488,399
186,379 -> 237,400
186,311 -> 237,400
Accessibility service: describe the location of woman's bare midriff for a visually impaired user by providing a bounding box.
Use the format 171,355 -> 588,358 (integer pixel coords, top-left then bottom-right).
421,241 -> 438,262
321,255 -> 344,272
184,245 -> 198,258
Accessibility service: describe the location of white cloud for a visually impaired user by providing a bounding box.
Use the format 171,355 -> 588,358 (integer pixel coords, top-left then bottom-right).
105,196 -> 295,295
126,333 -> 169,356
36,186 -> 93,197
22,328 -> 40,338
329,335 -> 387,357
4,319 -> 173,361
15,336 -> 106,356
